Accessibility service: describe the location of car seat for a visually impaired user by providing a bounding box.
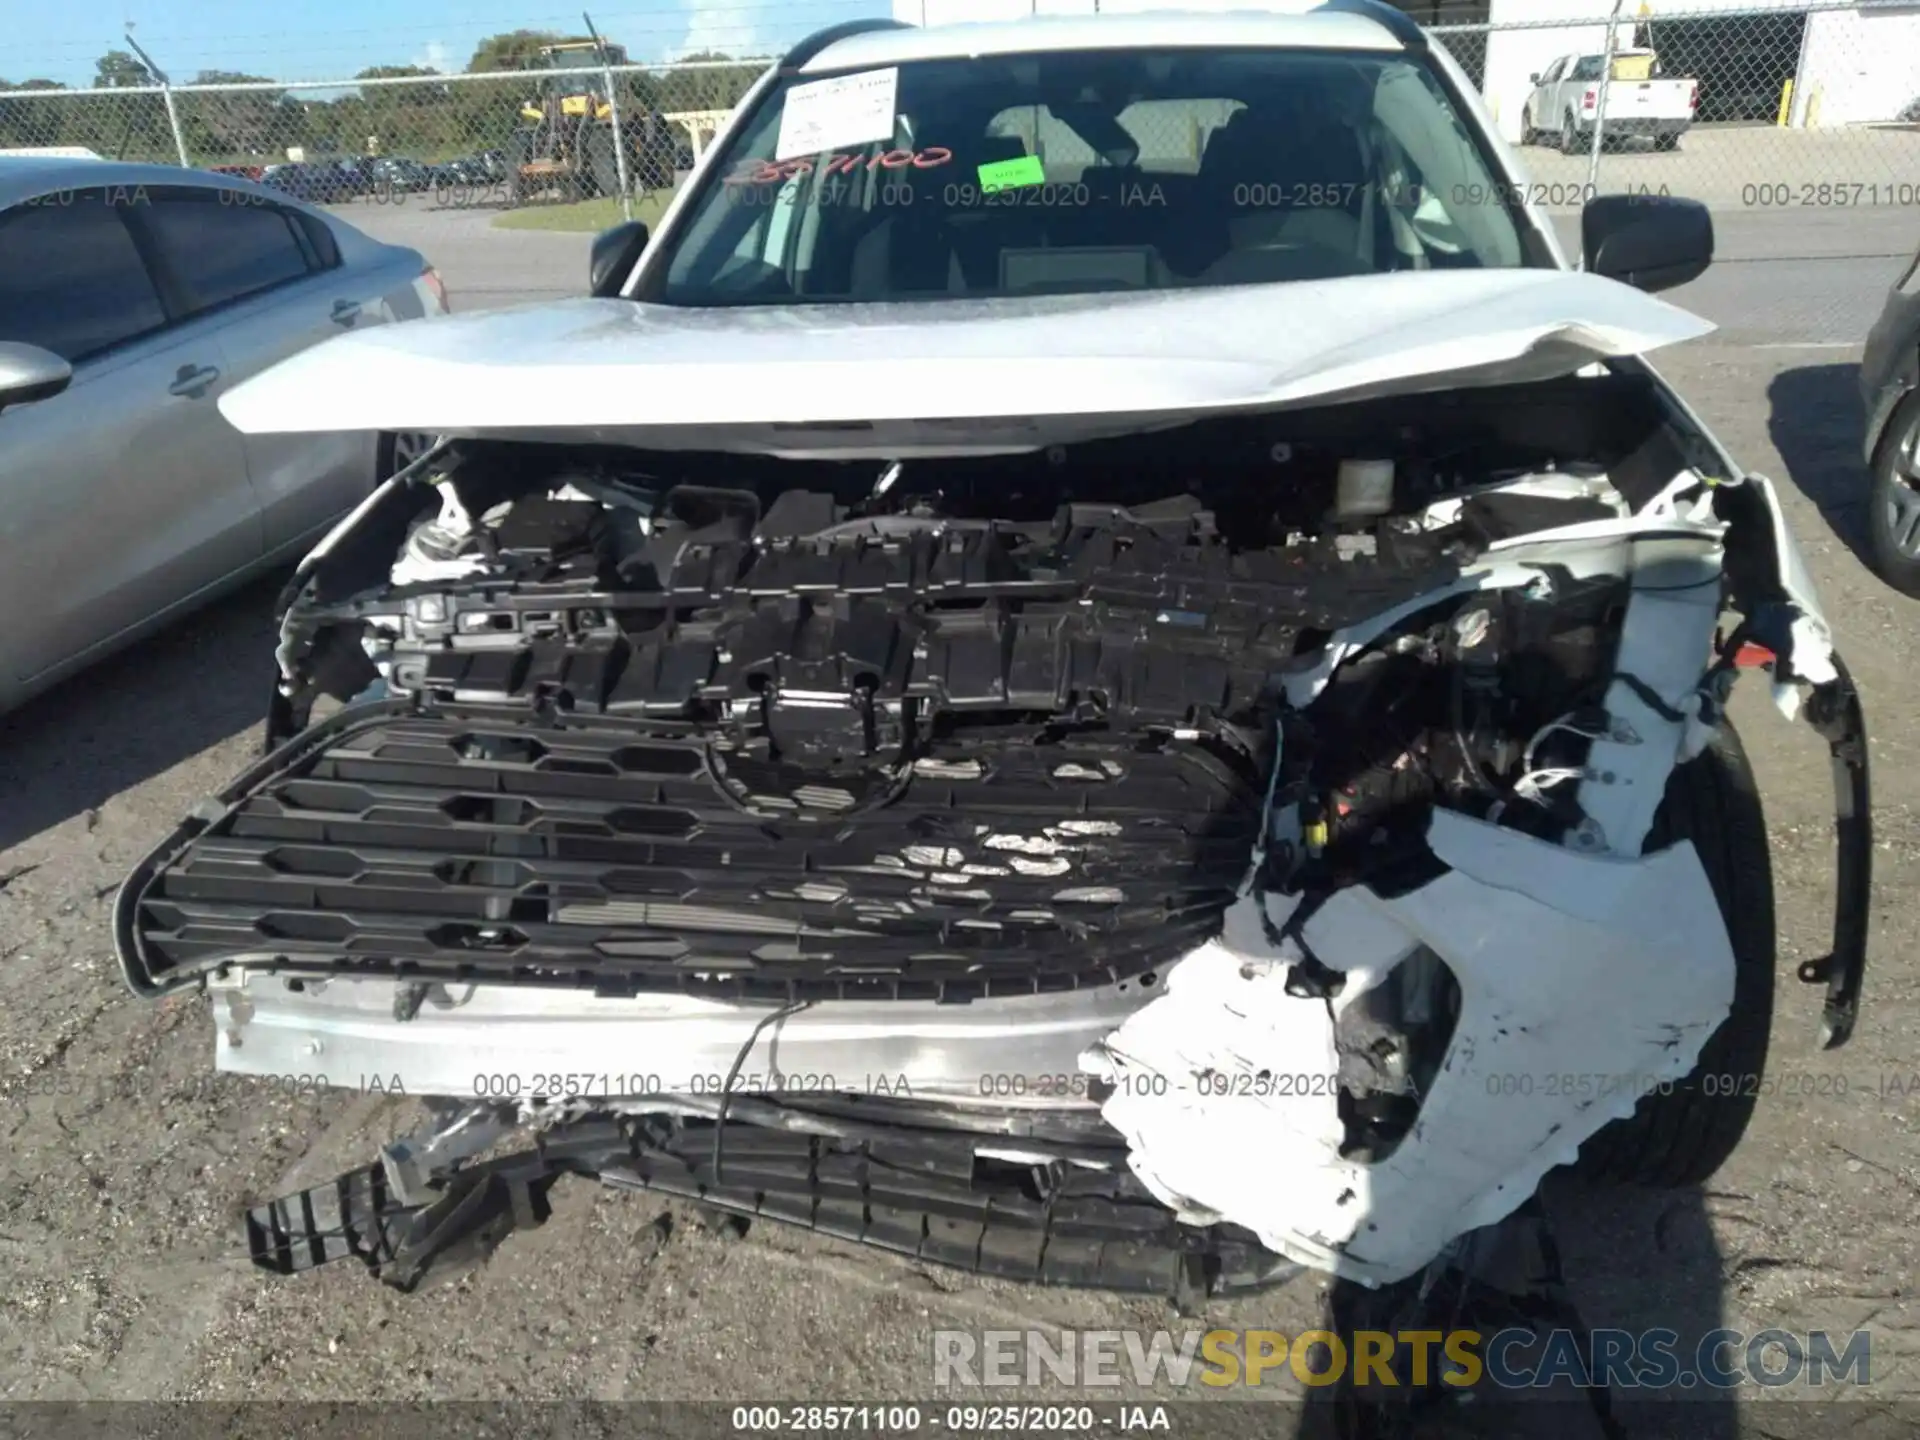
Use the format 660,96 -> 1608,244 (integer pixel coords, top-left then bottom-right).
1196,99 -> 1373,275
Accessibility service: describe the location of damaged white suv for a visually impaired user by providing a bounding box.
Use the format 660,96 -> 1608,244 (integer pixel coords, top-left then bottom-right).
115,5 -> 1870,1297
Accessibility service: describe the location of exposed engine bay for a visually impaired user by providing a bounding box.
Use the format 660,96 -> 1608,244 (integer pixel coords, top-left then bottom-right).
132,374 -> 1706,996
114,369 -> 1871,1291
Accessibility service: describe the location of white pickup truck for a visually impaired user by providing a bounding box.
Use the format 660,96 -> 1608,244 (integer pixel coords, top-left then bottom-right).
1522,49 -> 1698,153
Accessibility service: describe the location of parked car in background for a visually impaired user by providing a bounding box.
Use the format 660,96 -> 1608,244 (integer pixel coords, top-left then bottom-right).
333,157 -> 379,199
1522,48 -> 1698,152
206,162 -> 266,183
368,156 -> 433,194
426,157 -> 487,189
261,159 -> 377,205
0,157 -> 447,714
1861,235 -> 1920,592
260,161 -> 353,204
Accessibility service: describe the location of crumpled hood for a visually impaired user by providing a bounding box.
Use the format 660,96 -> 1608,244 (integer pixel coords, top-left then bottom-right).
221,269 -> 1713,457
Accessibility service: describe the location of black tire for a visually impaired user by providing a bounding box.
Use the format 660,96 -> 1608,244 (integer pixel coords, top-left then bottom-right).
504,128 -> 537,207
581,124 -> 622,201
1655,132 -> 1681,151
630,126 -> 673,192
1575,722 -> 1775,1187
1867,392 -> 1920,597
1560,111 -> 1583,155
376,431 -> 437,487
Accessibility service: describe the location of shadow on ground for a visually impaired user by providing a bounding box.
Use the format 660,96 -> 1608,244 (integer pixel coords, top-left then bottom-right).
1295,1177 -> 1733,1438
1767,364 -> 1872,567
0,572 -> 283,855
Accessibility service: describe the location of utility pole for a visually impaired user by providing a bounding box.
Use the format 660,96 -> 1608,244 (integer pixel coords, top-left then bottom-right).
583,11 -> 634,221
1585,0 -> 1624,194
124,31 -> 191,167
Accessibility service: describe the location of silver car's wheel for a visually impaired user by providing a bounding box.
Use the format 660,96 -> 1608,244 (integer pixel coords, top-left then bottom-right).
382,431 -> 440,480
1868,394 -> 1920,596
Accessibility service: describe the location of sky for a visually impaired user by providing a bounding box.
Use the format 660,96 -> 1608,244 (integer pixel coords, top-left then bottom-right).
0,0 -> 889,86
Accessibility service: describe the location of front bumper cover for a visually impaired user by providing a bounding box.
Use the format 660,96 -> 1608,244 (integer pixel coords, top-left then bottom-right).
114,462 -> 1873,1293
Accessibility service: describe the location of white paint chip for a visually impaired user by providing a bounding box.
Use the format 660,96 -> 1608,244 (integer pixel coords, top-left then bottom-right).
775,68 -> 899,161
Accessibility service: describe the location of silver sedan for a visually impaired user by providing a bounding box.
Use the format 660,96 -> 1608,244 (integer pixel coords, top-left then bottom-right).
0,157 -> 445,713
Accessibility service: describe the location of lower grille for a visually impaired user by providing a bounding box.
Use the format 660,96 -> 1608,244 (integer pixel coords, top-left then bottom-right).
118,701 -> 1265,1001
245,1112 -> 1295,1298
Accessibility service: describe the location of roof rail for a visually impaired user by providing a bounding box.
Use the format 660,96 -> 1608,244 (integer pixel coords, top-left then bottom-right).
1315,0 -> 1428,50
779,18 -> 915,71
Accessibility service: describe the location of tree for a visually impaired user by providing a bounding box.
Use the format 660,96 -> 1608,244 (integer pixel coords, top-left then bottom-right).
83,51 -> 174,158
0,79 -> 72,148
359,63 -> 443,88
182,71 -> 290,160
655,51 -> 764,114
467,30 -> 589,74
94,49 -> 155,89
355,65 -> 452,157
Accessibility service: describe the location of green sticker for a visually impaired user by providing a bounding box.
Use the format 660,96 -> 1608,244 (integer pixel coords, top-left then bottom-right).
977,154 -> 1045,192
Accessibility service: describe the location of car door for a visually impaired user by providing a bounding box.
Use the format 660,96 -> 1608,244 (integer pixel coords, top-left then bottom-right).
0,185 -> 264,687
1543,58 -> 1570,123
128,185 -> 387,552
1562,56 -> 1603,123
1530,58 -> 1565,128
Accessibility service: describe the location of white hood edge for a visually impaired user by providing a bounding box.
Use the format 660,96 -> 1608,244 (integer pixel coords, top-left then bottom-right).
223,269 -> 1713,458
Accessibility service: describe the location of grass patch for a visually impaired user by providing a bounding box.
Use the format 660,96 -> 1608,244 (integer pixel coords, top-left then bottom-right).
493,189 -> 678,232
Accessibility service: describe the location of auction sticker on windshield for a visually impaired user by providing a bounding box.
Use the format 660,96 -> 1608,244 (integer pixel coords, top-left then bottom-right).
979,154 -> 1046,192
776,67 -> 900,161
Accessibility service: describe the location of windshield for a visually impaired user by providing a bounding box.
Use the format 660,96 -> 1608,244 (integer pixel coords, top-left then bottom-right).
655,47 -> 1527,306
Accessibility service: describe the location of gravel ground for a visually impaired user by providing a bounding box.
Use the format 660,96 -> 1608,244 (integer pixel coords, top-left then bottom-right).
0,208 -> 1916,1424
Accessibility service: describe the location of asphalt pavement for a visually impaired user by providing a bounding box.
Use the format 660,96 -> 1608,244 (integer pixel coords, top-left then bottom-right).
341,190 -> 1918,347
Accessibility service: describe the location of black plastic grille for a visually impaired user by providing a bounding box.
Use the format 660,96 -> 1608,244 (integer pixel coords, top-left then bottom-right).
124,705 -> 1264,1001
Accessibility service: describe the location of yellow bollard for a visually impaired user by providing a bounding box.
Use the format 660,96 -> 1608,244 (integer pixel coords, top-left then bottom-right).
1777,78 -> 1793,127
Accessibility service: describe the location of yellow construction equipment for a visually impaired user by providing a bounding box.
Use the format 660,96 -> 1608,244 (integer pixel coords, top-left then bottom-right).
518,40 -> 619,125
506,39 -> 684,203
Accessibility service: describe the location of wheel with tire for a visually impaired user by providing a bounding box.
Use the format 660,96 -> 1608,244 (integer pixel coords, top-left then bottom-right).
377,431 -> 438,485
504,128 -> 537,206
1559,111 -> 1583,155
582,124 -> 623,202
1867,392 -> 1920,596
1655,132 -> 1681,151
1575,723 -> 1775,1187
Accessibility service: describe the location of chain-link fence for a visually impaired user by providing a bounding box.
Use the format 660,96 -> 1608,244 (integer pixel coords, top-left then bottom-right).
2,2 -> 1916,224
1432,0 -> 1920,212
0,59 -> 767,218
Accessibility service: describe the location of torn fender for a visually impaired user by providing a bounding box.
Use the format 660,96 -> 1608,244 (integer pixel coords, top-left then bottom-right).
1082,809 -> 1735,1287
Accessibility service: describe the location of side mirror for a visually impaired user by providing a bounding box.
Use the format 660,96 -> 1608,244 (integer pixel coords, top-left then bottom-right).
589,220 -> 650,297
1581,193 -> 1713,293
1529,72 -> 1540,82
0,342 -> 72,416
